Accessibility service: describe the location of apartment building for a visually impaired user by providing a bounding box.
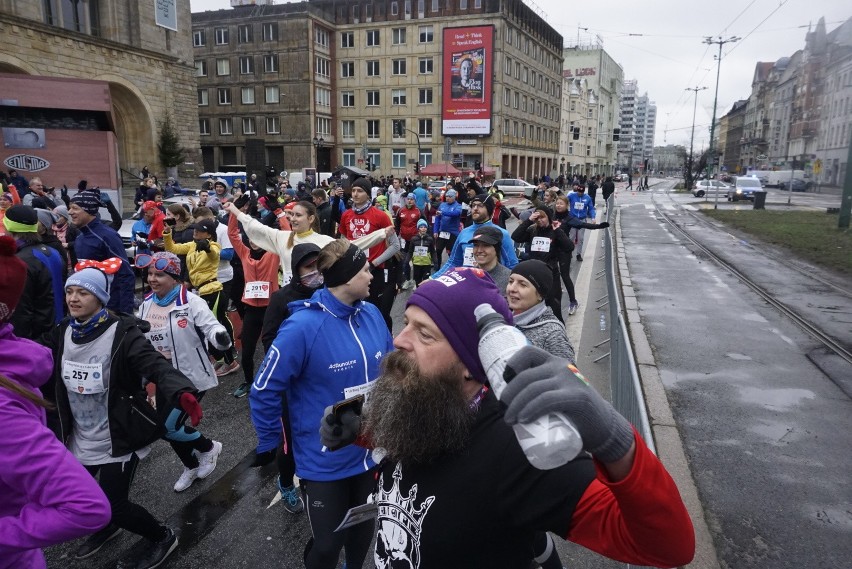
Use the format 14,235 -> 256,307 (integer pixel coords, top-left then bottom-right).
192,0 -> 563,180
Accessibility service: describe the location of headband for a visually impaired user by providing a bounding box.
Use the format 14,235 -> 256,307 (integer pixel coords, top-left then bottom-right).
322,244 -> 368,288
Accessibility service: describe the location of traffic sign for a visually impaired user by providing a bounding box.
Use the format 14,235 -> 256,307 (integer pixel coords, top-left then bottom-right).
721,165 -> 727,172
814,159 -> 822,174
442,153 -> 451,161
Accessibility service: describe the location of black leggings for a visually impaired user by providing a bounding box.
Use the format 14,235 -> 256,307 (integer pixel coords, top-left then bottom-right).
201,289 -> 236,364
433,233 -> 457,269
240,305 -> 266,384
368,265 -> 397,331
301,470 -> 376,569
544,266 -> 564,322
558,255 -> 576,303
84,455 -> 167,542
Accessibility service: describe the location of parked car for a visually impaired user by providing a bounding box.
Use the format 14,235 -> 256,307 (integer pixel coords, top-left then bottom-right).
427,180 -> 450,193
490,178 -> 538,196
729,176 -> 763,202
119,195 -> 198,258
692,180 -> 731,198
778,178 -> 812,192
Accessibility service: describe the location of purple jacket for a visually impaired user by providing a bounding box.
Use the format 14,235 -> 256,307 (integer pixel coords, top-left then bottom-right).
0,323 -> 111,569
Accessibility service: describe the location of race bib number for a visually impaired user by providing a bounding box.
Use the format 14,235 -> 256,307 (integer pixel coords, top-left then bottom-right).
439,231 -> 450,239
344,382 -> 375,401
62,360 -> 105,395
573,201 -> 585,211
414,245 -> 428,257
244,280 -> 270,299
463,245 -> 476,267
530,237 -> 551,253
146,328 -> 172,358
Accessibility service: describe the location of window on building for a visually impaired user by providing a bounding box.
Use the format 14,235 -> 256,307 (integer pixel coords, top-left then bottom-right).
505,57 -> 512,75
239,56 -> 254,75
264,54 -> 278,73
341,61 -> 355,78
431,0 -> 439,11
265,86 -> 280,104
392,119 -> 406,138
343,149 -> 356,167
316,87 -> 331,107
503,118 -> 510,134
193,30 -> 205,47
391,1 -> 399,16
419,25 -> 433,43
417,0 -> 425,14
241,87 -> 255,105
315,27 -> 329,47
266,117 -> 280,134
420,149 -> 433,166
419,88 -> 433,105
195,60 -> 208,77
504,88 -> 510,106
404,0 -> 412,15
219,118 -> 233,135
568,143 -> 573,154
418,57 -> 433,74
393,27 -> 406,45
392,149 -> 407,169
368,149 -> 381,168
215,27 -> 229,45
513,92 -> 519,109
366,29 -> 380,46
366,60 -> 380,76
392,89 -> 407,105
419,118 -> 433,138
199,118 -> 210,136
367,120 -> 380,139
587,107 -> 593,118
197,89 -> 208,106
474,0 -> 481,7
342,120 -> 355,138
460,0 -> 468,9
216,58 -> 230,76
506,26 -> 513,45
315,56 -> 330,78
393,58 -> 407,75
515,62 -> 520,79
217,88 -> 231,105
342,91 -> 355,107
243,117 -> 256,135
238,24 -> 253,43
341,31 -> 354,48
512,121 -> 518,137
367,90 -> 381,106
586,145 -> 591,156
521,95 -> 527,112
316,117 -> 330,135
262,22 -> 277,41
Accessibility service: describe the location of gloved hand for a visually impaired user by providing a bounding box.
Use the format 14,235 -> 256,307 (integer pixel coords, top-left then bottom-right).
194,239 -> 210,253
164,217 -> 177,227
178,392 -> 203,427
599,221 -> 610,229
500,346 -> 634,464
213,330 -> 231,349
319,405 -> 361,451
251,448 -> 277,467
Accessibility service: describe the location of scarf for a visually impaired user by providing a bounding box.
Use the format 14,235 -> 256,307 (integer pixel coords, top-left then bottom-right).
153,285 -> 181,307
53,222 -> 69,245
69,307 -> 110,340
512,300 -> 549,327
353,201 -> 372,215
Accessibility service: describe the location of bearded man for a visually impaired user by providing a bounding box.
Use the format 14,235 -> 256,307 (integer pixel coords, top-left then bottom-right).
321,268 -> 695,569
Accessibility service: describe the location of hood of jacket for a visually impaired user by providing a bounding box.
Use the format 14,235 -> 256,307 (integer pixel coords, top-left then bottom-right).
288,286 -> 364,320
0,323 -> 53,390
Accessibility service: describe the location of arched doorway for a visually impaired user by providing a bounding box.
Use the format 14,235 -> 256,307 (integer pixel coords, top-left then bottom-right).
0,57 -> 36,75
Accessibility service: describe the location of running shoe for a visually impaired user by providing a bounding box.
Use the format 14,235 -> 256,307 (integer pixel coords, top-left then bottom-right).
576,253 -> 583,262
568,301 -> 579,316
232,382 -> 250,398
116,527 -> 178,569
75,524 -> 122,559
277,476 -> 305,514
173,467 -> 199,492
215,360 -> 240,377
197,440 -> 223,479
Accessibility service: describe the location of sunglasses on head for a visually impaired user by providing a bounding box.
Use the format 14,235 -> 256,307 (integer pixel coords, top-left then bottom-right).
135,254 -> 179,274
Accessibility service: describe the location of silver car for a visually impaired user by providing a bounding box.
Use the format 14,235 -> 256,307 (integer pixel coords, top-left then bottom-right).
692,180 -> 730,198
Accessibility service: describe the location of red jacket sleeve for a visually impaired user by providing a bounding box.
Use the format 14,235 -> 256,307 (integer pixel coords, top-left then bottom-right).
566,430 -> 695,568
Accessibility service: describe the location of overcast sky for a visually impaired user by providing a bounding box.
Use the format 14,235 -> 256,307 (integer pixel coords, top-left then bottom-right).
190,0 -> 850,149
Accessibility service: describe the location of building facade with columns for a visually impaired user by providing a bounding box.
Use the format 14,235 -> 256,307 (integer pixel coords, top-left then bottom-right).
0,0 -> 200,195
192,0 -> 563,181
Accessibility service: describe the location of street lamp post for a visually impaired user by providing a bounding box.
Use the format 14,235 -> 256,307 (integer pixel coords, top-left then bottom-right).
686,86 -> 707,195
312,135 -> 325,172
705,35 -> 740,209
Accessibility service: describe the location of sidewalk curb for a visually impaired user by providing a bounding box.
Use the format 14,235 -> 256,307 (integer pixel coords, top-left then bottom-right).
614,207 -> 721,569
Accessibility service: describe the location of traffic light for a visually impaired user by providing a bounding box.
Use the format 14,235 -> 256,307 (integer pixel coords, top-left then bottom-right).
394,121 -> 404,137
415,161 -> 420,174
572,127 -> 580,140
474,160 -> 481,171
365,157 -> 372,171
612,128 -> 620,142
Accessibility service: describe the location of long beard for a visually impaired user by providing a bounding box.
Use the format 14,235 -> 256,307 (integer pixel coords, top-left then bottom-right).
364,351 -> 476,465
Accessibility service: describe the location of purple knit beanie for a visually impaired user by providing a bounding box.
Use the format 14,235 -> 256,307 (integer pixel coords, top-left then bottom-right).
407,267 -> 513,383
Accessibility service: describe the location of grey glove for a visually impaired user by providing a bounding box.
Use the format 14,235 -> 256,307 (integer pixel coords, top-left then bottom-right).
319,405 -> 361,451
501,346 -> 634,463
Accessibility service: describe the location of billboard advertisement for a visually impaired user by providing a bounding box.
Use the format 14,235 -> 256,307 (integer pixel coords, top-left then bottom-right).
442,25 -> 494,136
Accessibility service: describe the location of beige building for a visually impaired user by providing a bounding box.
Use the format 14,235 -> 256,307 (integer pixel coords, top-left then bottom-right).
192,0 -> 563,181
0,0 -> 200,189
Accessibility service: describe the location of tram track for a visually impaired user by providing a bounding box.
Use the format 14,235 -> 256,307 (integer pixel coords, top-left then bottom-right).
647,190 -> 852,368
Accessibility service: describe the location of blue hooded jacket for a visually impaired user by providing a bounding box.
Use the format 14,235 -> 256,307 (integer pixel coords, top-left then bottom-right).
433,220 -> 518,278
72,218 -> 135,314
250,286 -> 394,481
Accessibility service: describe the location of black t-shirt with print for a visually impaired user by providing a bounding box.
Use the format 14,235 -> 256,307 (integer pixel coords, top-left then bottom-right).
374,391 -> 596,569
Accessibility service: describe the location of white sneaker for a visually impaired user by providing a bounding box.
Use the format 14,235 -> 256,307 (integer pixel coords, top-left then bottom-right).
196,440 -> 222,479
174,467 -> 199,492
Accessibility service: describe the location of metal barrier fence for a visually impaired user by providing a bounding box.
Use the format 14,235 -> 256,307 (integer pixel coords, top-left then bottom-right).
598,196 -> 656,454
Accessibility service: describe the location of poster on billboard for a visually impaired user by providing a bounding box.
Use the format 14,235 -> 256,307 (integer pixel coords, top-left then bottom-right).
442,25 -> 494,136
155,0 -> 178,32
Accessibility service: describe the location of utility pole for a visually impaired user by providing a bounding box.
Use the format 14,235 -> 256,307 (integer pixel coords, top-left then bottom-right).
685,86 -> 707,195
705,35 -> 740,209
839,130 -> 852,229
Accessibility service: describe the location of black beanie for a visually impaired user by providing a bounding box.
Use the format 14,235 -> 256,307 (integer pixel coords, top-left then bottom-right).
511,259 -> 553,299
472,194 -> 495,217
535,206 -> 553,223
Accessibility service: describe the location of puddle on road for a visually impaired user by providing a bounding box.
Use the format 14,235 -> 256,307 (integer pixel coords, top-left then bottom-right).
738,386 -> 815,410
726,353 -> 753,361
740,313 -> 768,323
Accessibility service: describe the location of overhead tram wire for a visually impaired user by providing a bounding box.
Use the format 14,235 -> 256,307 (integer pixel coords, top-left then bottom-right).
724,0 -> 791,56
